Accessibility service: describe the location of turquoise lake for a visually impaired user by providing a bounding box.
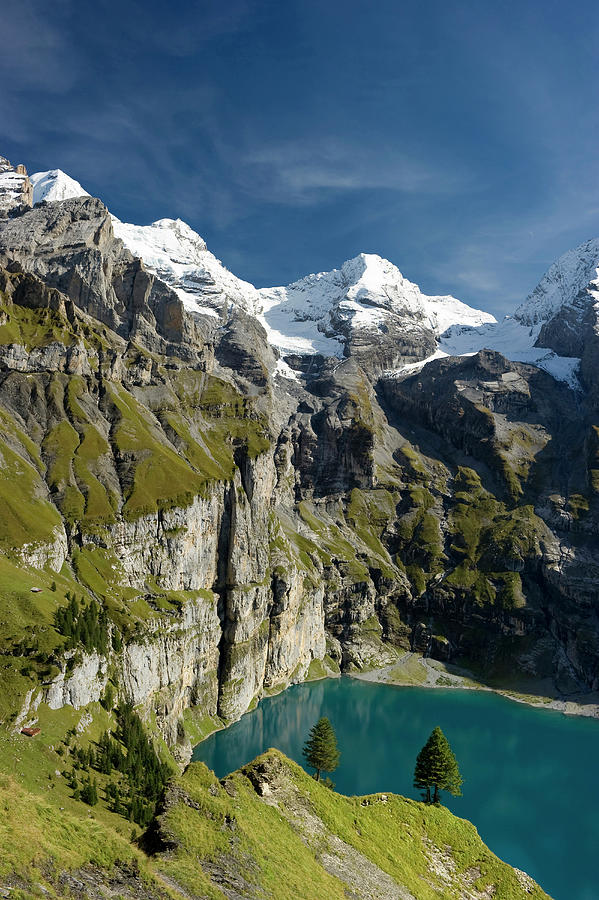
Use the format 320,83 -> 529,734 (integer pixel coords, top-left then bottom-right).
193,677 -> 599,900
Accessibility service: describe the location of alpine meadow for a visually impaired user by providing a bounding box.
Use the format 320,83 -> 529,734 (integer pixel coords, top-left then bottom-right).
1,1 -> 599,897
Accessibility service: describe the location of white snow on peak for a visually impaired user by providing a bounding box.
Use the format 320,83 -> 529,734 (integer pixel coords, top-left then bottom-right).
340,253 -> 495,334
397,239 -> 599,389
112,217 -> 259,319
30,169 -> 89,204
255,252 -> 495,357
24,161 -> 597,388
514,238 -> 599,327
114,217 -> 208,263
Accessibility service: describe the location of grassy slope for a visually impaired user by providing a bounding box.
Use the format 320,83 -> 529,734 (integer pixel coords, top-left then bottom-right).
0,295 -> 77,350
0,272 -> 564,898
157,749 -> 551,900
0,706 -> 175,899
0,726 -> 551,900
0,280 -> 272,531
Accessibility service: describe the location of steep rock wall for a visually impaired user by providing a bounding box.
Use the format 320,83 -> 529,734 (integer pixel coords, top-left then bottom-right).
1,195 -> 599,760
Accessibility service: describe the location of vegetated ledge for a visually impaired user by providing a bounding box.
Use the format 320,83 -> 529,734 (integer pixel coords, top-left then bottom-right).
0,723 -> 551,900
151,748 -> 550,900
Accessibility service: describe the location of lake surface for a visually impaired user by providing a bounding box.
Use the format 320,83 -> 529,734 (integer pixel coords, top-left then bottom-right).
193,678 -> 599,900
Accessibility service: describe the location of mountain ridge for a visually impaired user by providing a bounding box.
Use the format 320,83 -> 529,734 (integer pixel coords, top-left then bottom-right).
0,149 -> 593,897
0,153 -> 596,724
19,162 -> 598,389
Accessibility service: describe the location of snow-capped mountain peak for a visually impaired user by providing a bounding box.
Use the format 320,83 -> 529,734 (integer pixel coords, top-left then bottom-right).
253,252 -> 497,358
111,216 -> 258,319
30,169 -> 89,204
112,217 -> 208,267
337,252 -> 496,334
514,238 -> 599,327
26,161 -> 594,387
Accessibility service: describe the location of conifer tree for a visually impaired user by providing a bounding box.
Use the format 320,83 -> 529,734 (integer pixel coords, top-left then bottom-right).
414,726 -> 462,804
303,716 -> 340,782
95,704 -> 170,826
80,776 -> 98,806
101,682 -> 115,712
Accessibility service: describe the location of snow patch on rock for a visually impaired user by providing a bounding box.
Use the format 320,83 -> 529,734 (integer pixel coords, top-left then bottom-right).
392,316 -> 582,389
514,239 -> 599,326
112,217 -> 260,319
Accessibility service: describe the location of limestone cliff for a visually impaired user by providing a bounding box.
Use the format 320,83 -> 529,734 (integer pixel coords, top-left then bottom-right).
0,156 -> 598,760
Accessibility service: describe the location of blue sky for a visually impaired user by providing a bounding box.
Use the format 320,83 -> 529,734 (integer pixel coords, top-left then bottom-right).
2,0 -> 599,317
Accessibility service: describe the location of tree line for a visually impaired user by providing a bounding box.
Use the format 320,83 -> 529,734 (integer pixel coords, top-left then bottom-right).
54,593 -> 109,654
64,703 -> 171,827
303,717 -> 462,804
97,703 -> 171,826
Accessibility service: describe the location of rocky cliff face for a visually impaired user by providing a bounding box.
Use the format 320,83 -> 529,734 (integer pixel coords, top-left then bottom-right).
0,157 -> 33,216
1,155 -> 598,758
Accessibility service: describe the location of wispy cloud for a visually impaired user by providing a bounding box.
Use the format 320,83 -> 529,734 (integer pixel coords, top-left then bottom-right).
0,0 -> 76,92
93,0 -> 253,57
4,0 -> 599,318
241,138 -> 472,204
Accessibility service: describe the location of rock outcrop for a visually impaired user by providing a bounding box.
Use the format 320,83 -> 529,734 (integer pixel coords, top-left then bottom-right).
0,157 -> 33,217
0,159 -> 598,758
152,749 -> 550,900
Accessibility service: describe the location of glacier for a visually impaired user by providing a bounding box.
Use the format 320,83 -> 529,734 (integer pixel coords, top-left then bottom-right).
27,166 -> 597,388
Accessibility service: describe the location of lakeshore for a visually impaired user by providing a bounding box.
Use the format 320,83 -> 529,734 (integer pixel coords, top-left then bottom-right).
351,650 -> 599,720
194,675 -> 599,899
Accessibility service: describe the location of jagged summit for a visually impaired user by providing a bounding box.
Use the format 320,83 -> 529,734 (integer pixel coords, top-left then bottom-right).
515,238 -> 599,327
274,250 -> 496,336
112,215 -> 256,319
0,156 -> 32,216
24,162 -> 598,384
256,252 -> 496,359
112,216 -> 209,262
30,168 -> 89,204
